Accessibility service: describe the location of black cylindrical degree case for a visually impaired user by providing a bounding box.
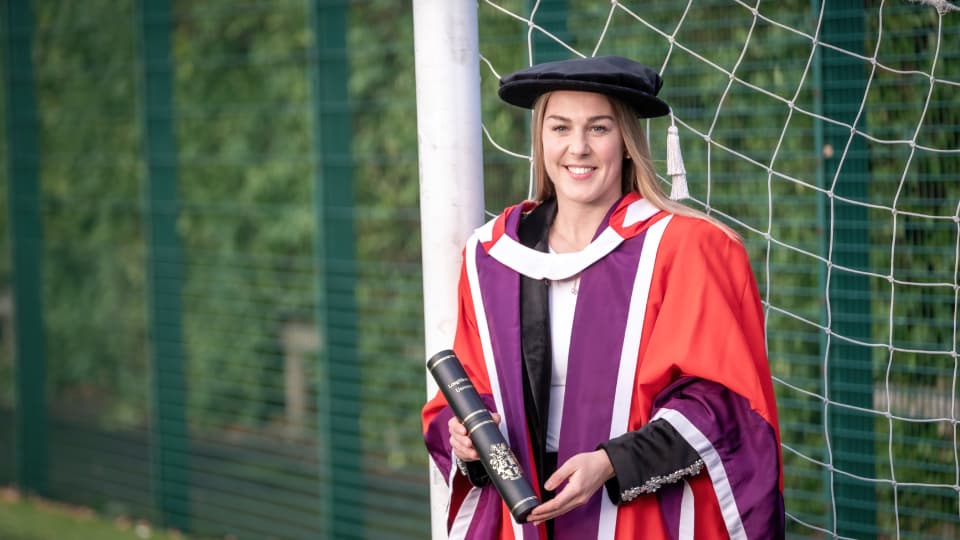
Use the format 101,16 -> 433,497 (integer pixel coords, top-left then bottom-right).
427,349 -> 540,523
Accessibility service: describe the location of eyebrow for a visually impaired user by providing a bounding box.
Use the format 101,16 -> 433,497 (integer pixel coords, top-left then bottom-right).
546,114 -> 615,123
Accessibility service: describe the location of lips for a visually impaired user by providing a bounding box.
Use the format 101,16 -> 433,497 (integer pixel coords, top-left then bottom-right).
565,165 -> 596,176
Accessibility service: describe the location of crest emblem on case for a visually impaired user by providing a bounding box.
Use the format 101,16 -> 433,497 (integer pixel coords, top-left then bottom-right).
489,443 -> 522,481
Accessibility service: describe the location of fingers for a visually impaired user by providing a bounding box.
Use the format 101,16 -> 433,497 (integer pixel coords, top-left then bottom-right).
543,459 -> 574,492
448,415 -> 466,436
528,486 -> 579,525
527,465 -> 576,524
526,451 -> 614,525
447,415 -> 479,461
448,412 -> 502,462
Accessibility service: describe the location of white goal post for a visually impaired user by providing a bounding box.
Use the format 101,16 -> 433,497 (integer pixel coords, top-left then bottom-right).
412,2 -> 486,538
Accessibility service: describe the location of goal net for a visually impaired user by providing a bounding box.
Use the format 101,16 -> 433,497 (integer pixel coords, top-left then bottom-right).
471,1 -> 960,537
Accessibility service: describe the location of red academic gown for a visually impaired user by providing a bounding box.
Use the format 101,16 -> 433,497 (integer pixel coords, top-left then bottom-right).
422,193 -> 784,539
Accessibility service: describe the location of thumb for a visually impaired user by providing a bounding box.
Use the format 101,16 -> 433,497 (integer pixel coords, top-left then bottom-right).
543,460 -> 574,491
491,412 -> 501,425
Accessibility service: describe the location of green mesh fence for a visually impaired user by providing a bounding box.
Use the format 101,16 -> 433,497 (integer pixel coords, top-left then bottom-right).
1,1 -> 959,539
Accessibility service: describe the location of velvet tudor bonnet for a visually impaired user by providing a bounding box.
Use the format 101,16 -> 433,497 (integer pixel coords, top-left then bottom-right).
497,55 -> 688,200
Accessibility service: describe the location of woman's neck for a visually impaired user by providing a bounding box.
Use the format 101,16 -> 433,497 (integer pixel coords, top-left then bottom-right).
548,200 -> 612,253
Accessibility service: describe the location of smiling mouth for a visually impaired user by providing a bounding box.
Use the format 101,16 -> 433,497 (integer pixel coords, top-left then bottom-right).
566,166 -> 595,175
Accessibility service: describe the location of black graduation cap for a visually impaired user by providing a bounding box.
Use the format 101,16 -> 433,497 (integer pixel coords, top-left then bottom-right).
497,55 -> 671,118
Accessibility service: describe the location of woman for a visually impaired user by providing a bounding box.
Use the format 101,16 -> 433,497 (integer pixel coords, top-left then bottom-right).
422,56 -> 784,539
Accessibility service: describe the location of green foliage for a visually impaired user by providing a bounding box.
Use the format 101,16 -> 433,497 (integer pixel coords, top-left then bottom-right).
26,0 -> 148,426
171,0 -> 315,431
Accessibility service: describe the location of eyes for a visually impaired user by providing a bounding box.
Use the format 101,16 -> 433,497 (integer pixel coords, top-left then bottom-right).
548,123 -> 612,134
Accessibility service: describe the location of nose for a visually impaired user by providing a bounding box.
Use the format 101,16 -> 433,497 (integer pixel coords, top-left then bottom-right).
568,131 -> 590,156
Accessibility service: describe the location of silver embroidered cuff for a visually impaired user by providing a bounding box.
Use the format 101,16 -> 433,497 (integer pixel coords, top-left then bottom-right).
456,457 -> 470,477
620,459 -> 705,502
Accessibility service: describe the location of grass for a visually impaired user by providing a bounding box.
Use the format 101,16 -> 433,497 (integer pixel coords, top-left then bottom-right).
0,487 -> 197,540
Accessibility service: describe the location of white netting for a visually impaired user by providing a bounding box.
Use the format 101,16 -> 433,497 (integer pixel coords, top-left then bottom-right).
476,1 -> 960,537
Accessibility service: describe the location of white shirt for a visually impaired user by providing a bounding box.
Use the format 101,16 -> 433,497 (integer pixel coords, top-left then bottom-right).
546,269 -> 579,452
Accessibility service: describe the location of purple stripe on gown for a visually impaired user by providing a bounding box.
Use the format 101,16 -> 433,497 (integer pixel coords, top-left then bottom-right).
653,378 -> 784,539
553,230 -> 646,540
468,487 -> 503,539
424,394 -> 508,539
474,207 -> 539,540
424,406 -> 458,479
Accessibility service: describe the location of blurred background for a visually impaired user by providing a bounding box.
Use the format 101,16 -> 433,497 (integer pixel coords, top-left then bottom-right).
1,1 -> 959,539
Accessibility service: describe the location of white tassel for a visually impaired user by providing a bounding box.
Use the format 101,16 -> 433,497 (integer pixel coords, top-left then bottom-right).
667,124 -> 688,201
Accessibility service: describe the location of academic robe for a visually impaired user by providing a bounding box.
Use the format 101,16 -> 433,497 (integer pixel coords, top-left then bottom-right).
422,193 -> 784,539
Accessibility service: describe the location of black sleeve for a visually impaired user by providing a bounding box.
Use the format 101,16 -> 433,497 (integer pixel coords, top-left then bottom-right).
597,418 -> 704,505
458,458 -> 491,487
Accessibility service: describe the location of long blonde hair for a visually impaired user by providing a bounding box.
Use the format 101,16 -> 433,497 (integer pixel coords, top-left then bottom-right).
530,92 -> 738,239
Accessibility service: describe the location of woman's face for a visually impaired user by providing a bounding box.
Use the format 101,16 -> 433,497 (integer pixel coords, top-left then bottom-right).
540,90 -> 625,210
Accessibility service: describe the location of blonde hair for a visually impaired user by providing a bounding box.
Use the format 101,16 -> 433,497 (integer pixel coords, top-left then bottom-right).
530,92 -> 738,239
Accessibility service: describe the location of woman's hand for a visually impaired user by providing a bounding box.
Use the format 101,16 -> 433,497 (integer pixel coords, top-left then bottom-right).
526,449 -> 615,525
448,412 -> 500,462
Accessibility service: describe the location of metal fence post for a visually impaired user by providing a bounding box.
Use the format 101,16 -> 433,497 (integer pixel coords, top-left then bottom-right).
820,2 -> 876,536
138,0 -> 190,531
4,0 -> 48,498
308,1 -> 361,537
